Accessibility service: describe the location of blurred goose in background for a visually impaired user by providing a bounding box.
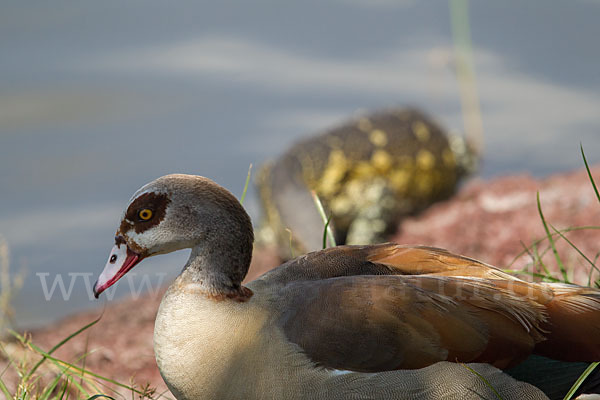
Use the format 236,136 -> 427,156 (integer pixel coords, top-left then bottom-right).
256,107 -> 479,259
94,174 -> 600,400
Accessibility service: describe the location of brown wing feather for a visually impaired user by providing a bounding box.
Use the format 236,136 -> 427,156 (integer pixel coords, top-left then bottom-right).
277,275 -> 546,372
256,243 -> 403,284
366,244 -> 517,280
255,243 -> 600,372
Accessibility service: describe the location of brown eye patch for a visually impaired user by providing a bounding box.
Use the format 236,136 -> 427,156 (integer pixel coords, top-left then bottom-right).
120,192 -> 170,234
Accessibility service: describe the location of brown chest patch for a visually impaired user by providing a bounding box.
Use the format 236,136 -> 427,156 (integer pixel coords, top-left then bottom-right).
119,191 -> 171,234
209,286 -> 254,302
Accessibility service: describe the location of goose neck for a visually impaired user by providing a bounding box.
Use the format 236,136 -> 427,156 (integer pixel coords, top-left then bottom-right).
179,240 -> 253,301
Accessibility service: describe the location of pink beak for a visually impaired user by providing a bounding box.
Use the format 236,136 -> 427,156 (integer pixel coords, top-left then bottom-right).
94,243 -> 143,298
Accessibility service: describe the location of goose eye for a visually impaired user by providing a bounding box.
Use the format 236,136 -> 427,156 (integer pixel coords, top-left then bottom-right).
138,208 -> 153,221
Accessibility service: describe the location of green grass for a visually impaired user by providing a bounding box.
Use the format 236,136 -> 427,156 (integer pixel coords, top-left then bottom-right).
582,143 -> 600,205
536,191 -> 568,282
500,146 -> 600,399
0,240 -> 166,400
563,362 -> 600,400
460,363 -> 503,400
558,146 -> 600,399
239,163 -> 253,206
0,317 -> 165,399
310,190 -> 336,249
504,147 -> 600,287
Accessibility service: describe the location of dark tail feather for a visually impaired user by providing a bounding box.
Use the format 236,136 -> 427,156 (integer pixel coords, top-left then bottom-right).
506,355 -> 600,400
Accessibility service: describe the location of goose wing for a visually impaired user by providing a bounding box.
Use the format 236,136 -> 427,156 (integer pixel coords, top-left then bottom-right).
255,244 -> 600,372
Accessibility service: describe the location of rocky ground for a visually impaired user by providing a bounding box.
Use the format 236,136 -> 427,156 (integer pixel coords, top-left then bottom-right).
2,164 -> 599,398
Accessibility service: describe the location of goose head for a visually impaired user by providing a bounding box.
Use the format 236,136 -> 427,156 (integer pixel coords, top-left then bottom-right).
93,174 -> 254,299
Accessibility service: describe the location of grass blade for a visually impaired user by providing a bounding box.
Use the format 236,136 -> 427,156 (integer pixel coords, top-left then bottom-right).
460,363 -> 503,400
156,388 -> 173,399
310,191 -> 336,248
285,228 -> 294,259
322,215 -> 333,250
0,341 -> 15,379
25,316 -> 100,379
0,376 -> 11,399
56,350 -> 98,398
502,269 -> 562,282
81,323 -> 92,390
239,164 -> 253,205
70,374 -> 96,398
551,224 -> 600,278
450,0 -> 484,156
581,143 -> 600,204
20,338 -> 146,396
537,192 -> 568,282
590,251 -> 600,287
58,376 -> 70,400
506,226 -> 600,269
530,239 -> 553,280
563,361 -> 599,400
40,370 -> 67,400
514,240 -> 559,282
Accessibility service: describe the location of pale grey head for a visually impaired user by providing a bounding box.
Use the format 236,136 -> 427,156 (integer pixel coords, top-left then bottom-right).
94,174 -> 254,300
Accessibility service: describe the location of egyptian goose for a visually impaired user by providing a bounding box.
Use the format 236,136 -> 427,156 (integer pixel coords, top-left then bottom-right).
255,107 -> 477,257
94,174 -> 600,400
